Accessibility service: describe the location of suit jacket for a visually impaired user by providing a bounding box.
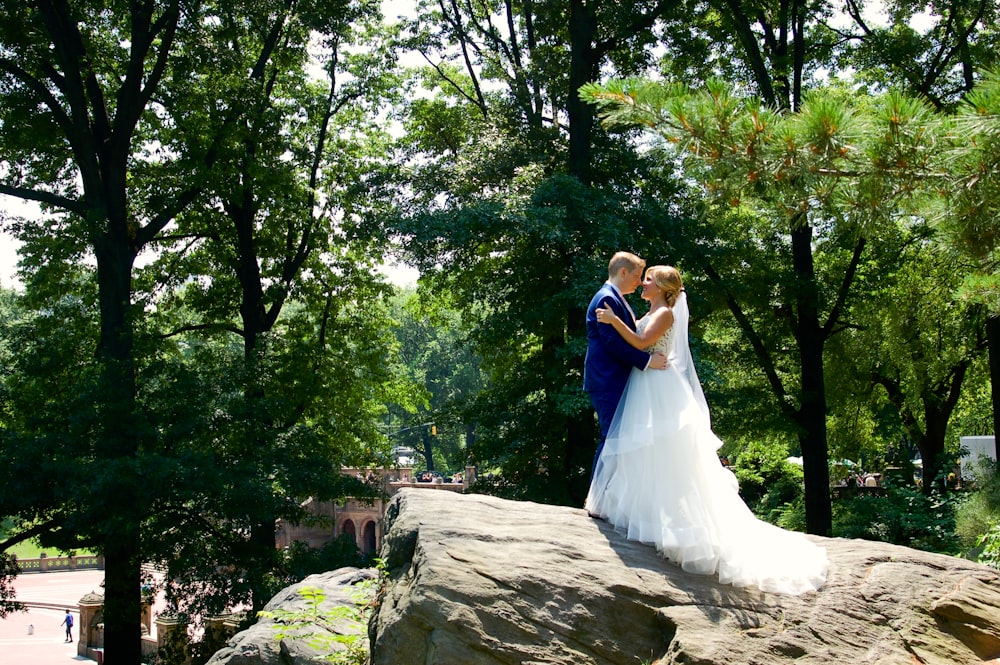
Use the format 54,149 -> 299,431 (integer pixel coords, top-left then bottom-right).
583,283 -> 650,398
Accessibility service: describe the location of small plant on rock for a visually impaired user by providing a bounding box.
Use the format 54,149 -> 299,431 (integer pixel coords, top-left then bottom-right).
259,563 -> 385,665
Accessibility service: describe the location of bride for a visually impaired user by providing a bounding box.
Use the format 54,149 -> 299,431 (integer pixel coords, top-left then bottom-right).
585,265 -> 828,595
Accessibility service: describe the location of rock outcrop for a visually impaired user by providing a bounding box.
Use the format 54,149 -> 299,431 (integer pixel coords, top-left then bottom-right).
370,488 -> 1000,665
206,567 -> 377,665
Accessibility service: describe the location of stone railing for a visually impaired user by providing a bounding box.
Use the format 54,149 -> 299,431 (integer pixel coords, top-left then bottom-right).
79,589 -> 236,665
14,554 -> 105,573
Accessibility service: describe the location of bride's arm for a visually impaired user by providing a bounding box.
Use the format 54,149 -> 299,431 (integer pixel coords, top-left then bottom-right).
595,307 -> 643,348
595,306 -> 673,349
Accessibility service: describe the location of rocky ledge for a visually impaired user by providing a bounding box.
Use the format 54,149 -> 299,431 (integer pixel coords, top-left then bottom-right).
369,488 -> 1000,665
210,488 -> 1000,665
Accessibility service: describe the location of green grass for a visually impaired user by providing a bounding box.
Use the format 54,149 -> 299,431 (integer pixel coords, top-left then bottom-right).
6,540 -> 50,559
3,518 -> 94,559
3,535 -> 94,560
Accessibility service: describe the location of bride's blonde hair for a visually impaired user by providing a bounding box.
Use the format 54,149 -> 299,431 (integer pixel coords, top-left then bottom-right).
647,265 -> 683,307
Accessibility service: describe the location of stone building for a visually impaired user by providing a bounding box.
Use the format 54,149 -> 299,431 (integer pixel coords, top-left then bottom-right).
275,466 -> 476,556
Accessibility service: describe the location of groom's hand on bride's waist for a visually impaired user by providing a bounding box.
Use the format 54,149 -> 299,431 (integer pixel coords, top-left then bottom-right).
647,353 -> 668,370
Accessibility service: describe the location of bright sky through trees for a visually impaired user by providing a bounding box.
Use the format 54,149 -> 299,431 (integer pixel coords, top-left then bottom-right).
0,1 -> 943,291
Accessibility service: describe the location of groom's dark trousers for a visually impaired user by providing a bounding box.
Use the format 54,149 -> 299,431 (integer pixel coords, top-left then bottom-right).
589,390 -> 623,475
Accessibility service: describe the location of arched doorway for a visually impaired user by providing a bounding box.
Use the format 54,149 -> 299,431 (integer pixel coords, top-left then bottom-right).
362,520 -> 377,555
341,519 -> 356,546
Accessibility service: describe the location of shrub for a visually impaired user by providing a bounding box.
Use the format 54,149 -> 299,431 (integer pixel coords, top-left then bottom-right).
978,522 -> 1000,570
833,476 -> 959,554
954,458 -> 1000,561
259,561 -> 385,665
731,437 -> 800,512
263,536 -> 368,600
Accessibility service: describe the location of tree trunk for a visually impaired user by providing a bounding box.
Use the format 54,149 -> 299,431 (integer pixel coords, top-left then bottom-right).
422,428 -> 436,472
567,0 -> 597,186
790,222 -> 832,536
920,360 -> 969,493
242,307 -> 277,615
94,234 -> 143,665
564,0 -> 600,505
919,411 -> 949,494
720,0 -> 778,107
227,196 -> 278,614
989,314 -> 1000,470
101,536 -> 142,665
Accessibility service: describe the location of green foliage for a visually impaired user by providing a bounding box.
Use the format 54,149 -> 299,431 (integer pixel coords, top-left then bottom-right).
260,586 -> 368,664
823,227 -> 989,491
977,522 -> 1000,570
726,435 -> 811,531
773,497 -> 809,533
842,1 -> 1000,109
0,285 -> 109,555
955,458 -> 1000,557
729,437 -> 797,511
947,69 -> 1000,317
386,288 -> 486,475
258,562 -> 385,665
832,478 -> 960,554
267,538 -> 369,598
0,551 -> 23,619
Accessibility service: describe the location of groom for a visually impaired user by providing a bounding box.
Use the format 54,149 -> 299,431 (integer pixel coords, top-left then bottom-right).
584,251 -> 667,479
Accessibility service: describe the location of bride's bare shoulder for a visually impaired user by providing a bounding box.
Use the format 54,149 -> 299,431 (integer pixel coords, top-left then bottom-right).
648,304 -> 673,320
643,305 -> 674,335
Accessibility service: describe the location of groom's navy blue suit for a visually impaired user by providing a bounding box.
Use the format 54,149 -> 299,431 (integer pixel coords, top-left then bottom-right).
584,282 -> 651,477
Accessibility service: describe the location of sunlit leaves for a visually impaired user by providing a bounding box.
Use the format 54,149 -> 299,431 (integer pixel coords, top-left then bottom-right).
582,77 -> 961,231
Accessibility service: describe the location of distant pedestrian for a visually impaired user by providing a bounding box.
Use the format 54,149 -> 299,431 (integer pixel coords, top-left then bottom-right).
61,609 -> 74,642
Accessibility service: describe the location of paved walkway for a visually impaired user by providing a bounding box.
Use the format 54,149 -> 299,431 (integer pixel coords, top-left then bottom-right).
0,569 -> 105,664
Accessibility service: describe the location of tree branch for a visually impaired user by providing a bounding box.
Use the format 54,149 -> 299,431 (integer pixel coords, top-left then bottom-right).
0,57 -> 75,139
0,184 -> 87,215
822,236 -> 866,338
0,518 -> 63,551
157,323 -> 244,340
701,260 -> 796,420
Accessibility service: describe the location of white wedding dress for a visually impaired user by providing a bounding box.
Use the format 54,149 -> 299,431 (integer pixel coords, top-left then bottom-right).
585,293 -> 828,595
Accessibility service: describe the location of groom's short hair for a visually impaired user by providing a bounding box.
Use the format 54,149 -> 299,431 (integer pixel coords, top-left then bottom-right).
608,251 -> 645,278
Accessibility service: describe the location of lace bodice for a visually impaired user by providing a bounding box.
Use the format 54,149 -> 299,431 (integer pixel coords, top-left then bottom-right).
638,314 -> 674,356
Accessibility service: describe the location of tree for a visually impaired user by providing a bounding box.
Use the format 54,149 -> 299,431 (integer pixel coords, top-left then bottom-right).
0,2 -> 226,656
0,0 -> 398,657
0,287 -> 27,619
838,0 -> 1000,107
832,1 -> 1000,469
146,0 -> 403,613
825,225 -> 989,491
944,70 -> 1000,465
387,289 -> 486,474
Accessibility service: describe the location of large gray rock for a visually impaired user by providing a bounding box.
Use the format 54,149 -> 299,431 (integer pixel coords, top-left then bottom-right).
206,567 -> 377,665
370,488 -> 1000,665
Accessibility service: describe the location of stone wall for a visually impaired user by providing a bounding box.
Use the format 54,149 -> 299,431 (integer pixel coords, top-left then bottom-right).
15,554 -> 104,573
